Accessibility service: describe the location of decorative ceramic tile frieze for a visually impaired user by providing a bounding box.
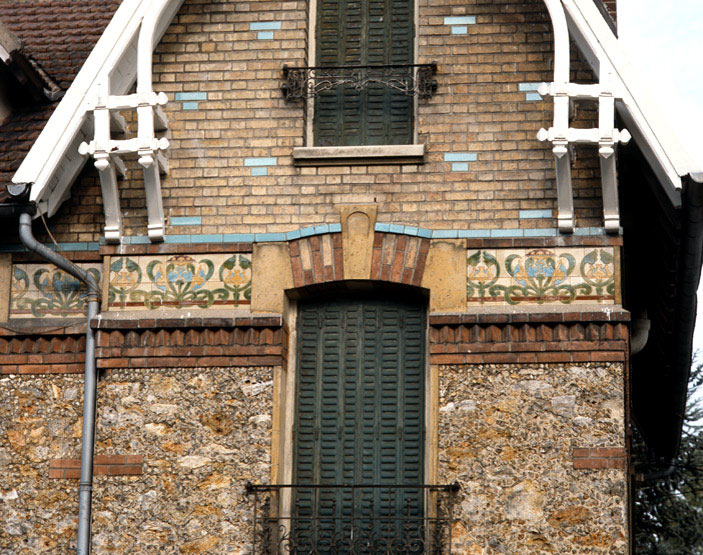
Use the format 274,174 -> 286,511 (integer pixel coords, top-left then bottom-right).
467,247 -> 616,306
108,253 -> 251,311
10,263 -> 102,318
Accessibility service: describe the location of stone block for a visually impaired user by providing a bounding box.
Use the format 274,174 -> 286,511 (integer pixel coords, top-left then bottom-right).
251,242 -> 293,313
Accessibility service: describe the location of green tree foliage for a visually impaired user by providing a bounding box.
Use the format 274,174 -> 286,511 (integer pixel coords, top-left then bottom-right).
634,362 -> 703,554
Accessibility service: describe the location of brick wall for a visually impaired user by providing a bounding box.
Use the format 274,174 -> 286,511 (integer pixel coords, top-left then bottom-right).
34,0 -> 604,245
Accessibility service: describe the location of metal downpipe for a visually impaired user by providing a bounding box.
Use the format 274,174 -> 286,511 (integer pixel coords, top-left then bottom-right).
18,213 -> 100,554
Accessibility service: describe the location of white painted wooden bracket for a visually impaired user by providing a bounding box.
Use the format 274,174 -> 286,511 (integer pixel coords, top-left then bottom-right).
539,0 -> 631,234
78,77 -> 170,243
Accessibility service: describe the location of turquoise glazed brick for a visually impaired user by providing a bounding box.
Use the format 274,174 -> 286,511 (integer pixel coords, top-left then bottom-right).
175,92 -> 207,101
431,230 -> 459,239
191,234 -> 223,244
182,102 -> 199,110
251,167 -> 268,176
1,244 -> 26,252
163,235 -> 192,244
127,236 -> 151,245
417,228 -> 432,239
171,216 -> 202,226
491,229 -> 524,238
451,162 -> 469,172
250,21 -> 282,31
518,83 -> 541,92
224,233 -> 255,243
300,226 -> 315,237
313,224 -> 330,234
257,31 -> 274,40
59,242 -> 88,251
458,230 -> 490,238
255,233 -> 287,242
444,16 -> 476,25
244,157 -> 277,167
525,92 -> 543,101
286,229 -> 302,241
444,152 -> 477,162
519,209 -> 552,219
375,223 -> 391,233
389,224 -> 404,234
451,26 -> 468,35
403,226 -> 419,236
329,223 -> 342,233
524,228 -> 558,237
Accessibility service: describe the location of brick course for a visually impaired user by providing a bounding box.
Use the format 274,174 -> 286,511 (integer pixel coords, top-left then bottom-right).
49,455 -> 144,479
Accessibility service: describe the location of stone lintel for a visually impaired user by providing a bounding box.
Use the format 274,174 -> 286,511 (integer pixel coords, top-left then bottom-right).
293,144 -> 425,166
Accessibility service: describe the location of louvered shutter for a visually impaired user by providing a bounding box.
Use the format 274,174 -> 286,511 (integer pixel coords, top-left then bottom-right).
293,296 -> 425,547
314,0 -> 414,146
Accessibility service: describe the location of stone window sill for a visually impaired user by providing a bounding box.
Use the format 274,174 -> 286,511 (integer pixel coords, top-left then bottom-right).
292,144 -> 425,166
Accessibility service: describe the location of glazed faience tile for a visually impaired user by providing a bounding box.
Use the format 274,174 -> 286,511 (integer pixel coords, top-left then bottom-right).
467,247 -> 617,306
10,263 -> 102,318
108,253 -> 252,311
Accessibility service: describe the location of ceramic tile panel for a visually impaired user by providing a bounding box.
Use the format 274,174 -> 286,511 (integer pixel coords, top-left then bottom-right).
10,263 -> 102,318
467,247 -> 617,306
108,253 -> 252,311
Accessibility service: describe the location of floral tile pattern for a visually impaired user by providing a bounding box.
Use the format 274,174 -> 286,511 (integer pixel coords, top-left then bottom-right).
108,253 -> 252,311
10,263 -> 102,318
467,247 -> 617,305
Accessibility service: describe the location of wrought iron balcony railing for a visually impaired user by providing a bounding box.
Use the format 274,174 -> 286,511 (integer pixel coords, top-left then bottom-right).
281,63 -> 439,101
245,483 -> 460,554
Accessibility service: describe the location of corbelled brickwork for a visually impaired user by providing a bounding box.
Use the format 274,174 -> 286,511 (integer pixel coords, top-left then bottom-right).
94,316 -> 287,369
439,362 -> 627,553
21,0 -> 605,246
0,323 -> 86,374
429,311 -> 629,364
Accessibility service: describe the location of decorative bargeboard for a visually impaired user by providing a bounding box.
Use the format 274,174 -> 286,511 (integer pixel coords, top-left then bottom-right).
108,253 -> 252,311
467,247 -> 616,306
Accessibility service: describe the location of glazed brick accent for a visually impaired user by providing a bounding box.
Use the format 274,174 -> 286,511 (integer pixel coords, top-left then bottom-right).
429,318 -> 629,365
370,233 -> 430,286
49,455 -> 144,479
0,326 -> 86,375
572,447 -> 626,470
95,319 -> 287,369
290,234 -> 344,288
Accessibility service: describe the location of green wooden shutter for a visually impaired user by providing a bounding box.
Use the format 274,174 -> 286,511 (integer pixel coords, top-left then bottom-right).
314,0 -> 414,146
293,296 -> 426,547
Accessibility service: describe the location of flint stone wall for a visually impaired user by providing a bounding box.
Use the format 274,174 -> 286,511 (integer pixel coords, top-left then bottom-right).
439,362 -> 627,554
1,367 -> 275,554
0,374 -> 83,554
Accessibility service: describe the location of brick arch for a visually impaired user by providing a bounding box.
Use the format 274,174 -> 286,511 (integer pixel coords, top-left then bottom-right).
288,232 -> 430,289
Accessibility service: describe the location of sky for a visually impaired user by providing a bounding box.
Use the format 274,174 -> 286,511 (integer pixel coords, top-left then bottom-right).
617,0 -> 703,355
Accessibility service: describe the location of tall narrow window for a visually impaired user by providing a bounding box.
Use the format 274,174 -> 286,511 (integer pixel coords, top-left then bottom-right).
314,0 -> 415,146
293,294 -> 426,548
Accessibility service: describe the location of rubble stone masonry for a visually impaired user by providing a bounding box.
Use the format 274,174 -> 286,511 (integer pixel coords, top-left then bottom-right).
439,362 -> 627,554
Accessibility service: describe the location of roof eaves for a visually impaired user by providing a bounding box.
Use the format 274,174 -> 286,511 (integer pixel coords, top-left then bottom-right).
562,0 -> 702,206
12,0 -> 150,214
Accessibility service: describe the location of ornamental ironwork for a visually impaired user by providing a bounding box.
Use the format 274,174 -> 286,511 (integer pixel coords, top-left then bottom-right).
281,63 -> 438,101
245,483 -> 460,554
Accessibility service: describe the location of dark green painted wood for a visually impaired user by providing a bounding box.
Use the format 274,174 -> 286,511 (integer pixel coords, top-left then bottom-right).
314,0 -> 414,146
293,295 -> 426,547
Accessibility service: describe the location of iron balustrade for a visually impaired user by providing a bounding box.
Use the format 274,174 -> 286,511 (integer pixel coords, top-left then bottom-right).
244,483 -> 460,554
281,63 -> 439,101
